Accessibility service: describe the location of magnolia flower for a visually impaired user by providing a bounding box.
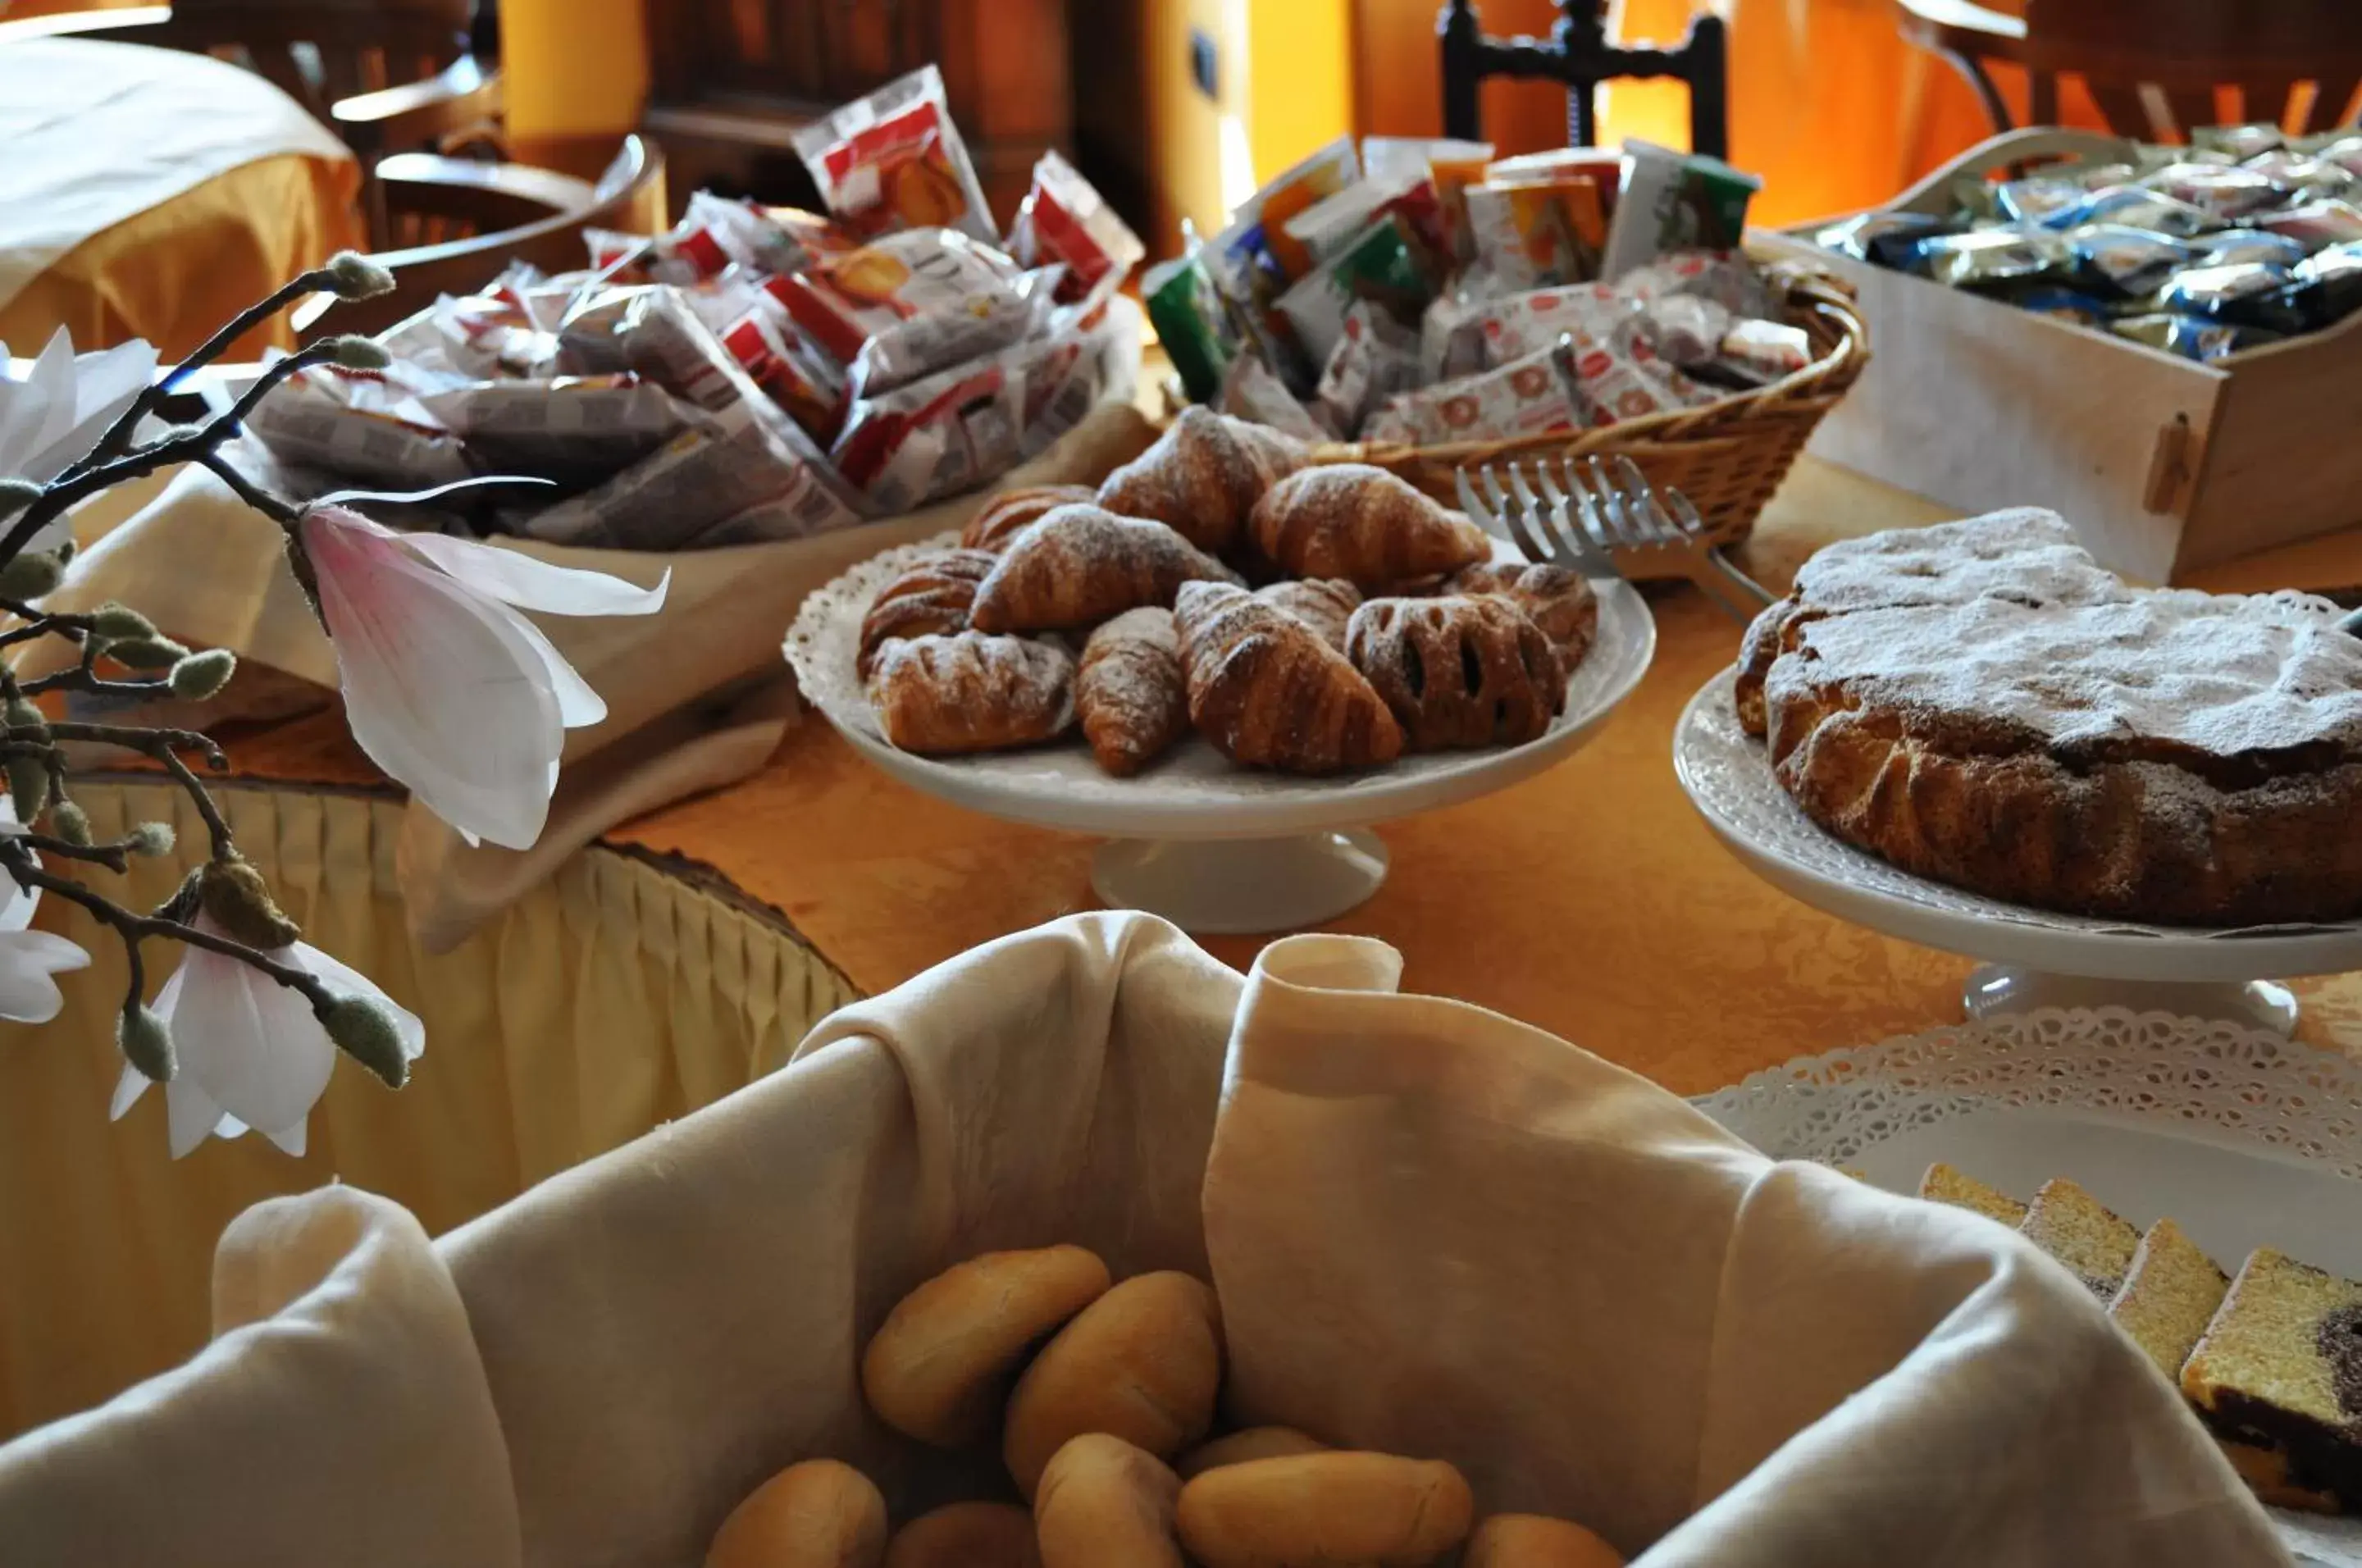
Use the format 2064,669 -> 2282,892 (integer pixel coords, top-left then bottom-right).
109,916 -> 424,1159
0,800 -> 89,1023
298,505 -> 668,850
0,328 -> 160,552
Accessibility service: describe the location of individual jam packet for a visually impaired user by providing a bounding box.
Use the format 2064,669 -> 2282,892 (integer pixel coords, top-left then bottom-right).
1995,176 -> 2091,226
2239,149 -> 2359,201
1814,211 -> 1964,271
1365,136 -> 1495,262
2254,199 -> 2362,253
717,307 -> 851,444
2192,122 -> 2287,161
2186,228 -> 2310,268
2157,261 -> 2298,325
764,227 -> 1029,395
1239,135 -> 1363,283
2041,185 -> 2214,238
1274,216 -> 1433,367
1307,299 -> 1421,439
2137,162 -> 2287,221
1219,350 -> 1328,443
1599,139 -> 1762,280
1142,250 -> 1236,404
1913,227 -> 2066,289
791,64 -> 997,243
2111,312 -> 2282,362
1471,281 -> 1631,367
1640,293 -> 1735,367
418,376 -> 693,491
2303,134 -> 2362,180
2063,224 -> 2197,297
1714,317 -> 1814,384
1363,344 -> 1585,446
1562,314 -> 1717,426
1007,149 -> 1146,308
1464,179 -> 1605,289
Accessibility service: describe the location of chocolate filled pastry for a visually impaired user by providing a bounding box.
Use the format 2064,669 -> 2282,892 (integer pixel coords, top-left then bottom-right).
963,484 -> 1099,552
969,504 -> 1241,635
1346,595 -> 1566,751
1078,609 -> 1189,777
1174,581 -> 1402,774
1252,578 -> 1361,652
1446,560 -> 1599,676
1097,405 -> 1310,555
858,548 -> 998,677
866,633 -> 1077,755
1248,463 -> 1492,590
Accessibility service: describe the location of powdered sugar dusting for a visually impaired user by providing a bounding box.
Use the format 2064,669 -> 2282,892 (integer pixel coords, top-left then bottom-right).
1080,607 -> 1185,734
1794,507 -> 2127,614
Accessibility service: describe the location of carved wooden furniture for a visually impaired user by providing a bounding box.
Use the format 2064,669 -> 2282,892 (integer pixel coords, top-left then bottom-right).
1439,0 -> 1730,159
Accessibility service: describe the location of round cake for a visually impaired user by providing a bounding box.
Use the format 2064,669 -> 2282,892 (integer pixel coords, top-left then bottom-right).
1741,510 -> 2362,926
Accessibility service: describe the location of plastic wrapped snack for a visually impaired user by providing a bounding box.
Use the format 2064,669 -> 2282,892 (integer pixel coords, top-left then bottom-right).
1715,317 -> 1815,383
1815,212 -> 1964,271
523,410 -> 866,551
716,308 -> 850,444
791,64 -> 997,242
2255,198 -> 2362,251
418,376 -> 693,490
1285,173 -> 1451,275
1471,281 -> 1630,367
1220,351 -> 1327,443
377,292 -> 560,383
1365,136 -> 1494,262
1309,300 -> 1421,438
1241,135 -> 1362,282
1563,314 -> 1716,426
1420,290 -> 1490,383
1364,344 -> 1585,446
1613,249 -> 1778,318
1599,140 -> 1761,280
1274,216 -> 1433,367
1143,250 -> 1237,404
2041,185 -> 2215,239
764,227 -> 1032,395
1463,178 -> 1605,290
1642,293 -> 1736,367
2064,224 -> 2196,297
2138,162 -> 2287,223
1007,149 -> 1146,308
243,364 -> 473,490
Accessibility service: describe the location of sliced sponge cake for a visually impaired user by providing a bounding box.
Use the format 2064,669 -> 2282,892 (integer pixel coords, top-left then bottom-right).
2182,1248 -> 2362,1513
2109,1219 -> 2229,1378
1918,1163 -> 2028,1227
2018,1178 -> 2140,1298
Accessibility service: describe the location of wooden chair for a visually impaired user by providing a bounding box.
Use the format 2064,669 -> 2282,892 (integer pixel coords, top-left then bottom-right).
1439,0 -> 1730,160
293,134 -> 668,341
1897,0 -> 2362,141
0,0 -> 504,244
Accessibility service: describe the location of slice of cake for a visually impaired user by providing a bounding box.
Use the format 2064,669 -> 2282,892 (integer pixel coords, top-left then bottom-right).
2218,1434 -> 2341,1515
2109,1219 -> 2229,1378
2018,1178 -> 2140,1297
1918,1163 -> 2028,1226
2183,1248 -> 2362,1513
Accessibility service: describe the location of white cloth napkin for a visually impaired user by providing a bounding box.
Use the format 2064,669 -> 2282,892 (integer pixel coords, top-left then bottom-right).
0,914 -> 2288,1566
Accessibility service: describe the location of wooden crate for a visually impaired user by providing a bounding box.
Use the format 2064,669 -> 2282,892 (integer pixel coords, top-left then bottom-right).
1751,127 -> 2362,585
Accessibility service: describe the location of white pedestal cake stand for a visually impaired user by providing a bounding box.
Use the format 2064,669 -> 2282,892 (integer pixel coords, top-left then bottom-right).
786,536 -> 1657,935
1673,668 -> 2362,1035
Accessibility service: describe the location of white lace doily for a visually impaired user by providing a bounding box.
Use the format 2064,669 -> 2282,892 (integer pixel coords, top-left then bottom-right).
1674,666 -> 2362,946
782,535 -> 1657,838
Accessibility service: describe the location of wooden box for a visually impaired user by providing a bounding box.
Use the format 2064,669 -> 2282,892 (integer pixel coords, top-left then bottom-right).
1752,127 -> 2362,585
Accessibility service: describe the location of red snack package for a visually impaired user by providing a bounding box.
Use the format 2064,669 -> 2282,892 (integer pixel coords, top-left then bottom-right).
718,307 -> 851,444
1009,149 -> 1147,308
1562,315 -> 1717,427
1311,300 -> 1421,439
764,227 -> 1031,394
791,65 -> 997,243
1474,282 -> 1633,367
1364,346 -> 1585,446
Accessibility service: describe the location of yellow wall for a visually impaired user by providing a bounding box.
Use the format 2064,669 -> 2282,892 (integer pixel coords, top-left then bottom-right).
1245,0 -> 1354,185
502,0 -> 649,139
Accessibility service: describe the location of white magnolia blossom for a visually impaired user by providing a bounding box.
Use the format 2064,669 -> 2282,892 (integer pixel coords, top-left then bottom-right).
299,504 -> 668,850
0,328 -> 160,552
110,916 -> 424,1160
0,800 -> 89,1023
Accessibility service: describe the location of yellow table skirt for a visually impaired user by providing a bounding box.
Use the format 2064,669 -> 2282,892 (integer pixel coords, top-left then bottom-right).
0,779 -> 860,1440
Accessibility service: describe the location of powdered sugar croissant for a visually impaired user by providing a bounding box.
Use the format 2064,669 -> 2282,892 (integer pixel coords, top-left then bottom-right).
868,632 -> 1075,754
1078,608 -> 1188,777
961,484 -> 1097,552
969,504 -> 1240,634
1097,406 -> 1311,555
1174,581 -> 1402,774
858,548 -> 996,677
1250,464 -> 1492,590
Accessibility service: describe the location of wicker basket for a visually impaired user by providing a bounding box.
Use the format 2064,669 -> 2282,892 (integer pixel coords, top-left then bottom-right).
1334,259 -> 1871,550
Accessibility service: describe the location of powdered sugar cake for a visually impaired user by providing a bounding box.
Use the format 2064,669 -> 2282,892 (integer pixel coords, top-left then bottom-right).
1740,510 -> 2362,926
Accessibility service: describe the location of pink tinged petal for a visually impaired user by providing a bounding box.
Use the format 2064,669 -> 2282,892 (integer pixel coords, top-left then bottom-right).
153,943 -> 335,1149
166,1076 -> 236,1160
0,930 -> 89,1022
305,509 -> 567,850
502,608 -> 605,728
293,941 -> 426,1064
399,532 -> 670,618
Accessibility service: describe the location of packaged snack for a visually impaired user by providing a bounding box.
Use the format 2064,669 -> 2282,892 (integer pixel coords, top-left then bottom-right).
1598,139 -> 1761,280
1142,251 -> 1237,403
1365,136 -> 1494,261
1562,316 -> 1716,426
523,416 -> 866,550
1471,281 -> 1630,366
1307,301 -> 1421,439
2279,239 -> 2362,329
243,364 -> 472,490
1239,136 -> 1362,282
2157,261 -> 2297,323
1912,228 -> 2065,289
2186,228 -> 2310,268
2254,199 -> 2362,252
1640,293 -> 1735,367
790,64 -> 997,242
407,292 -> 561,381
564,286 -> 784,426
1419,290 -> 1489,383
1612,249 -> 1776,317
676,268 -> 773,337
2041,185 -> 2214,238
1814,212 -> 1964,271
764,228 -> 1029,394
1363,344 -> 1585,446
1464,180 -> 1601,290
1486,146 -> 1624,218
1994,176 -> 2090,226
681,191 -> 826,277
2063,224 -> 2196,297
718,308 -> 851,443
1220,351 -> 1328,442
2111,312 -> 2282,362
2137,162 -> 2286,221
1007,149 -> 1146,308
1286,174 -> 1452,271
419,376 -> 693,490
2192,123 -> 2286,162
1999,285 -> 2113,326
1274,216 -> 1432,367
1716,317 -> 1813,383
2238,149 -> 2358,201
1203,214 -> 1317,389
585,227 -> 656,280
2305,134 -> 2362,180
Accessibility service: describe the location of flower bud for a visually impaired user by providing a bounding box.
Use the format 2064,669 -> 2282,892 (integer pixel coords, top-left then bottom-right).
0,549 -> 64,601
89,602 -> 155,641
0,479 -> 39,521
8,764 -> 47,822
168,648 -> 237,701
106,636 -> 189,672
50,800 -> 90,847
325,251 -> 397,300
321,996 -> 411,1088
327,335 -> 392,372
118,1005 -> 174,1083
126,820 -> 176,858
197,859 -> 300,950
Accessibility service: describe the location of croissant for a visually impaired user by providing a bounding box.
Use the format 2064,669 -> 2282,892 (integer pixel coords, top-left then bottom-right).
961,484 -> 1097,552
1174,581 -> 1402,774
1249,464 -> 1493,590
1252,578 -> 1361,653
1444,561 -> 1599,675
1097,406 -> 1311,555
858,548 -> 998,677
969,504 -> 1240,635
1345,595 -> 1566,751
867,632 -> 1076,754
1077,608 -> 1189,777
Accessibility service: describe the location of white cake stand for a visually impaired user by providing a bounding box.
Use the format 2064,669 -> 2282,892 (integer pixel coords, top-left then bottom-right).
785,536 -> 1656,935
1672,668 -> 2362,1035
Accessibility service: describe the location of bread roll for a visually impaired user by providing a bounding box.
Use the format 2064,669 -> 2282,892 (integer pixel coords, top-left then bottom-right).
707,1458 -> 888,1568
1176,1427 -> 1329,1479
1466,1514 -> 1626,1567
863,1246 -> 1113,1445
883,1502 -> 1041,1568
1033,1434 -> 1187,1568
1004,1272 -> 1223,1496
1175,1452 -> 1475,1568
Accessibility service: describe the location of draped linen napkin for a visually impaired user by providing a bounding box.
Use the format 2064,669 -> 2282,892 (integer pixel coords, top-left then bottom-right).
0,914 -> 2287,1567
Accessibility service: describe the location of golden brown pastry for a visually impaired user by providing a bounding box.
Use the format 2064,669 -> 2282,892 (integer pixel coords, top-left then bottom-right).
861,1245 -> 1112,1446
1033,1434 -> 1187,1568
1252,578 -> 1361,652
1176,1428 -> 1330,1481
885,1503 -> 1042,1568
1446,561 -> 1599,676
1174,582 -> 1403,775
707,1459 -> 888,1568
1005,1272 -> 1224,1498
858,549 -> 998,677
969,504 -> 1241,635
866,634 -> 1078,756
1465,1514 -> 1627,1567
1175,1452 -> 1475,1568
964,484 -> 1099,552
1346,595 -> 1567,751
1078,609 -> 1189,777
1097,405 -> 1311,555
1248,463 -> 1492,590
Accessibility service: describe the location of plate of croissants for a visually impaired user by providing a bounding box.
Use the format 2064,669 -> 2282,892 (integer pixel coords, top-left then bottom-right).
785,408 -> 1654,931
